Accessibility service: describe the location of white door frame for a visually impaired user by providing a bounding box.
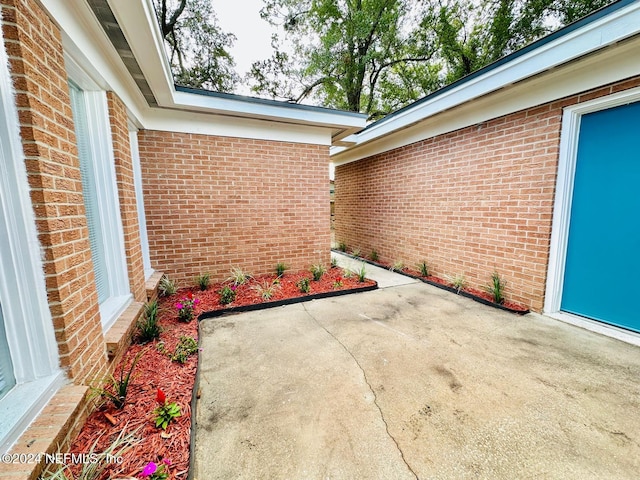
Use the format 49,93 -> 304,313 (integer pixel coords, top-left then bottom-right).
544,86 -> 640,345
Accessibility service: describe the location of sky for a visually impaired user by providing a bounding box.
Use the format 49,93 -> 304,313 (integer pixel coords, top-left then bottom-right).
211,0 -> 277,95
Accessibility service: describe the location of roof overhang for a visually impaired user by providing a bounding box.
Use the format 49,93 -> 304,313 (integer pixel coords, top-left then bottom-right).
39,0 -> 366,145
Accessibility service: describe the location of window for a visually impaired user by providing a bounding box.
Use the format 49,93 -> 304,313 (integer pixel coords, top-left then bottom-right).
0,32 -> 62,453
68,80 -> 131,329
129,126 -> 154,279
0,306 -> 15,401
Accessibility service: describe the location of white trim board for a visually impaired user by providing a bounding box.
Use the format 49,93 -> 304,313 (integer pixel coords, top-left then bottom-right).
543,86 -> 640,343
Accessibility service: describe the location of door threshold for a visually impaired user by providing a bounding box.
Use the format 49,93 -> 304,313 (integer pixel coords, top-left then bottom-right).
546,311 -> 640,347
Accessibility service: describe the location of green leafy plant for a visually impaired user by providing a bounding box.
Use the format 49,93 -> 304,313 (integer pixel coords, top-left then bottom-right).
297,277 -> 310,293
194,272 -> 210,291
338,241 -> 347,252
171,336 -> 199,363
485,271 -> 506,304
158,275 -> 177,297
252,279 -> 279,300
228,267 -> 251,286
310,263 -> 327,281
351,248 -> 361,258
447,273 -> 467,294
219,284 -> 236,305
418,261 -> 429,277
39,427 -> 141,480
275,262 -> 288,277
136,300 -> 161,344
332,277 -> 343,289
330,256 -> 338,268
175,292 -> 199,322
153,388 -> 181,430
342,268 -> 354,279
390,260 -> 405,272
140,458 -> 172,480
90,349 -> 146,409
357,263 -> 367,282
370,250 -> 379,262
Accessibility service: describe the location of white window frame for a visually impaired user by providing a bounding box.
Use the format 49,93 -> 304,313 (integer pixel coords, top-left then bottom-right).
544,86 -> 640,346
129,124 -> 154,279
66,54 -> 131,330
0,32 -> 63,454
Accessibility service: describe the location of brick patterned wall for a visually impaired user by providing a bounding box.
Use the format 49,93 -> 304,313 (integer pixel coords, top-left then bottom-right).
1,0 -> 108,382
335,76 -> 640,312
106,91 -> 146,302
138,131 -> 330,285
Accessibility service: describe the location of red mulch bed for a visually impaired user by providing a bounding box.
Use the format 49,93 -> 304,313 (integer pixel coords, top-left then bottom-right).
64,266 -> 374,479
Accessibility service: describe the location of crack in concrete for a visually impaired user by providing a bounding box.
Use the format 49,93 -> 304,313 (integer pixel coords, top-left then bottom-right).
302,304 -> 419,480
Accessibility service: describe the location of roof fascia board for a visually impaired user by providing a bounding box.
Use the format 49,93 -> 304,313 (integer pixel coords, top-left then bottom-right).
145,109 -> 332,146
40,0 -> 148,124
332,34 -> 640,165
105,0 -> 175,107
172,89 -> 366,130
337,0 -> 640,155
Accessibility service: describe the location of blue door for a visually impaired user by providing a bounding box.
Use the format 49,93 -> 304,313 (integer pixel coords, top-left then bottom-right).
561,101 -> 640,333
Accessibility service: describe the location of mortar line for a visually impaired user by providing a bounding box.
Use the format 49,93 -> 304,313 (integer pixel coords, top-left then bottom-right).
302,303 -> 419,480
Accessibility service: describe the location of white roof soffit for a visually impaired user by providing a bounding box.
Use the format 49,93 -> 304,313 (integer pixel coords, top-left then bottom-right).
106,0 -> 366,141
331,0 -> 640,161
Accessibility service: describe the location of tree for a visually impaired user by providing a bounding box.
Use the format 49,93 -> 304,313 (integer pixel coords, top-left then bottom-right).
154,0 -> 239,92
250,0 -> 439,119
429,0 -> 613,85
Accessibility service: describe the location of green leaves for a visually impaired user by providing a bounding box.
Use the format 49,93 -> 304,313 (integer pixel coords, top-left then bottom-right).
154,401 -> 182,430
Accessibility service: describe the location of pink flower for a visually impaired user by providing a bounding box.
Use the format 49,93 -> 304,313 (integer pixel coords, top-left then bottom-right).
175,302 -> 183,310
194,298 -> 200,305
141,461 -> 157,477
231,285 -> 237,291
162,458 -> 172,466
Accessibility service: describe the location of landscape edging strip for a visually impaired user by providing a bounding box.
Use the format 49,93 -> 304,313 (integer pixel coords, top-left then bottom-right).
197,282 -> 378,321
331,249 -> 529,315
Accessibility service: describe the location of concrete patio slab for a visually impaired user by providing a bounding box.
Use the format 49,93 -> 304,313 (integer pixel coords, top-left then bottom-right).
194,281 -> 640,479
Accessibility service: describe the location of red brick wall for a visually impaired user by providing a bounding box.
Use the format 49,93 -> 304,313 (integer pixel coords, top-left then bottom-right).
1,0 -> 107,383
138,131 -> 330,286
106,91 -> 146,302
335,76 -> 640,312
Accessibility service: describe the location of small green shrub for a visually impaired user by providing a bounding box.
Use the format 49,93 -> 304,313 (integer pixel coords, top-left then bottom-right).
338,241 -> 347,252
485,271 -> 506,304
351,248 -> 361,258
390,260 -> 405,272
252,280 -> 279,300
153,389 -> 181,430
275,262 -> 288,277
330,256 -> 338,268
227,267 -> 251,286
194,272 -> 210,291
171,335 -> 199,363
357,263 -> 367,282
297,277 -> 311,293
447,273 -> 466,294
219,285 -> 236,305
136,300 -> 161,343
418,261 -> 429,277
310,263 -> 327,281
90,349 -> 146,409
343,268 -> 354,279
370,250 -> 379,262
332,279 -> 343,289
158,275 -> 177,297
39,427 -> 141,480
